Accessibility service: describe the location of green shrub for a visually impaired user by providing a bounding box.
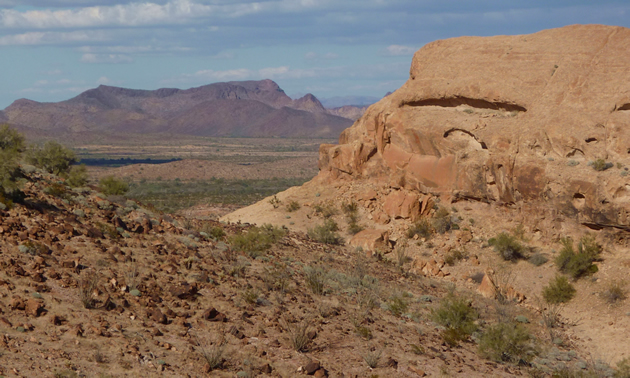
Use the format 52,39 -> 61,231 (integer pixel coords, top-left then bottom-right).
313,202 -> 337,218
615,357 -> 630,378
479,322 -> 535,363
543,275 -> 576,304
66,164 -> 89,187
0,124 -> 25,199
308,219 -> 343,245
228,224 -> 286,258
432,206 -> 453,234
555,236 -> 601,279
591,158 -> 613,171
99,176 -> 129,195
528,253 -> 549,266
444,249 -> 466,266
488,232 -> 526,261
27,141 -> 76,175
432,293 -> 477,345
406,218 -> 433,239
285,200 -> 300,212
387,292 -> 410,317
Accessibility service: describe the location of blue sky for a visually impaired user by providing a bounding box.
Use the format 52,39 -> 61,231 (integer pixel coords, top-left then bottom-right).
1,0 -> 629,108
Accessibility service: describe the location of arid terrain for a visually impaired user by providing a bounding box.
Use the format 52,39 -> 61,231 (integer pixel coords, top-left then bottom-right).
1,23 -> 630,378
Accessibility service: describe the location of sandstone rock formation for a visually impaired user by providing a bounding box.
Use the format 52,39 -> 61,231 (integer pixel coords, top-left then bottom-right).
316,24 -> 630,233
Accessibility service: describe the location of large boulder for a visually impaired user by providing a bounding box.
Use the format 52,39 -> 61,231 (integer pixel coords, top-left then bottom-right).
318,24 -> 630,232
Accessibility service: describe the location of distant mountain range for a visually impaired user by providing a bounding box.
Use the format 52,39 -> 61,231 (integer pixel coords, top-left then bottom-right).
2,80 -> 370,139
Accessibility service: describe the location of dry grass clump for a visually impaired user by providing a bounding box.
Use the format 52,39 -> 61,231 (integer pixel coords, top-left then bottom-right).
406,218 -> 433,239
79,273 -> 99,309
304,265 -> 327,295
601,281 -> 627,304
285,200 -> 300,212
444,249 -> 467,266
342,201 -> 363,235
281,318 -> 312,352
479,322 -> 536,363
362,347 -> 383,368
228,224 -> 286,258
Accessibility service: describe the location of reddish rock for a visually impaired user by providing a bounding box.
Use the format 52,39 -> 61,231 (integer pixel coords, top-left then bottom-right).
25,299 -> 44,317
202,307 -> 227,322
477,274 -> 496,299
305,361 -> 320,375
349,229 -> 389,252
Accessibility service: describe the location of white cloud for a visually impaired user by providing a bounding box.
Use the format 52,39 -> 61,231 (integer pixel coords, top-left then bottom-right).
0,30 -> 107,45
304,51 -> 338,60
80,53 -> 133,63
96,76 -> 123,85
383,44 -> 417,56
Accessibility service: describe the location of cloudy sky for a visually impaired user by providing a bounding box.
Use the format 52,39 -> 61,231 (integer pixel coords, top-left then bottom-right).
0,0 -> 629,108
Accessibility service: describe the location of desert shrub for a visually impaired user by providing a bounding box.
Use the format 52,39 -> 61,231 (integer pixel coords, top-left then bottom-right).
263,262 -> 292,293
285,200 -> 300,212
313,202 -> 337,218
528,253 -> 549,266
387,292 -> 410,317
308,219 -> 343,244
601,281 -> 627,304
543,275 -> 576,304
555,236 -> 601,279
304,265 -> 327,295
99,176 -> 129,196
0,124 -> 25,199
615,357 -> 630,378
228,224 -> 286,258
362,348 -> 383,368
66,164 -> 89,187
444,249 -> 467,266
268,195 -> 281,208
406,218 -> 433,239
281,318 -> 312,352
591,158 -> 613,171
79,273 -> 99,309
432,206 -> 453,234
432,293 -> 477,345
27,141 -> 76,175
479,322 -> 535,363
488,232 -> 527,261
342,201 -> 363,235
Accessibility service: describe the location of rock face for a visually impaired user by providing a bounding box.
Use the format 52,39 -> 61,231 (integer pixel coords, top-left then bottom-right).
318,25 -> 630,232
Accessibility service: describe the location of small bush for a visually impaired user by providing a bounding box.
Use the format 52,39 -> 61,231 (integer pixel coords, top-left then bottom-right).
615,357 -> 630,378
387,292 -> 410,317
362,348 -> 383,368
228,224 -> 286,258
66,164 -> 89,187
488,232 -> 526,261
0,124 -> 25,199
479,322 -> 535,363
285,200 -> 300,212
444,249 -> 467,266
432,206 -> 453,234
543,276 -> 576,304
313,202 -> 337,218
282,318 -> 312,352
304,265 -> 327,295
99,176 -> 129,196
268,195 -> 281,208
601,281 -> 627,304
406,218 -> 433,239
528,253 -> 549,266
79,273 -> 99,309
555,236 -> 601,279
27,141 -> 77,175
262,262 -> 291,293
432,293 -> 477,345
591,158 -> 613,171
308,219 -> 343,245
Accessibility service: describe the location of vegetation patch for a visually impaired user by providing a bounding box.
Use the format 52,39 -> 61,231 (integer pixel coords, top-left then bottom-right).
488,232 -> 527,261
228,224 -> 286,258
432,293 -> 478,346
543,275 -> 576,304
307,219 -> 343,245
479,322 -> 536,363
555,235 -> 601,279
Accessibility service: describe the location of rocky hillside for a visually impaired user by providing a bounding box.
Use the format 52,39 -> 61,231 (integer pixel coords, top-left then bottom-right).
222,24 -> 630,367
1,163 -> 604,377
3,80 -> 353,138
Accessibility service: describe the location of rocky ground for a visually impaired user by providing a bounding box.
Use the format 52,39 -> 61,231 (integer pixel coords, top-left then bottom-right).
0,167 -> 627,377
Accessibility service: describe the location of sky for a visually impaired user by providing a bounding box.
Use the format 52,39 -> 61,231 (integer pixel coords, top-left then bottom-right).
1,0 -> 630,109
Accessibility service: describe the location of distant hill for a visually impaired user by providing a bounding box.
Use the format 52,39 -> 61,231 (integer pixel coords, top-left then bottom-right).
319,95 -> 380,108
2,80 -> 353,138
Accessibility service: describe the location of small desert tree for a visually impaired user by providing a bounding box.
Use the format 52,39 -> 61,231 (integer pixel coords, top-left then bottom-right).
0,124 -> 25,201
27,140 -> 77,176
